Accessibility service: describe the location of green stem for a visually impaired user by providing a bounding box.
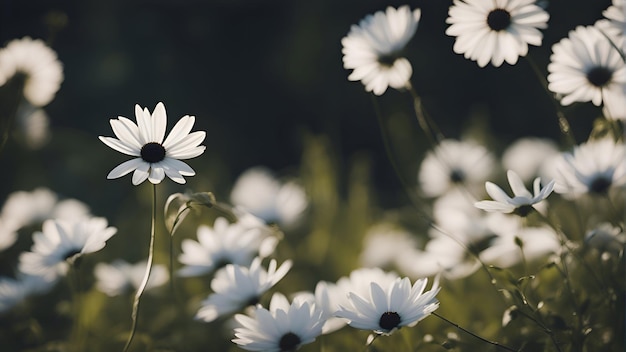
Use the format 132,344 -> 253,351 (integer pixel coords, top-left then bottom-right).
524,55 -> 576,147
406,82 -> 444,146
433,312 -> 519,352
68,264 -> 83,352
123,183 -> 157,352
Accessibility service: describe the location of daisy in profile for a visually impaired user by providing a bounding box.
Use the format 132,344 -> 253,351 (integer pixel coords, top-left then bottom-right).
230,167 -> 307,227
547,25 -> 626,107
0,187 -> 89,251
445,0 -> 549,67
232,292 -> 324,352
475,170 -> 555,216
177,217 -> 277,277
195,257 -> 292,323
18,217 -> 117,280
336,276 -> 440,335
0,37 -> 63,106
341,5 -> 421,95
94,259 -> 169,297
553,138 -> 626,198
99,102 -> 206,185
418,139 -> 495,198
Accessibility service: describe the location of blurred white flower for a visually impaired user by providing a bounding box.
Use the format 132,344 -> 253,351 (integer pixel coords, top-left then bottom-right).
195,257 -> 292,323
230,167 -> 307,227
445,0 -> 549,67
94,259 -> 168,297
18,217 -> 117,280
479,226 -> 560,268
0,37 -> 63,106
99,102 -> 206,185
502,138 -> 560,183
601,0 -> 626,38
554,138 -> 626,197
341,5 -> 421,95
359,223 -> 417,269
418,139 -> 495,198
336,276 -> 439,335
0,188 -> 89,252
585,222 -> 626,255
0,273 -> 57,313
547,25 -> 626,107
475,170 -> 555,216
232,292 -> 324,352
177,217 -> 277,277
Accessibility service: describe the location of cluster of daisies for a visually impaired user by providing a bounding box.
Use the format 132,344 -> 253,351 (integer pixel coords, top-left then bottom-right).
343,0 -> 626,118
0,0 -> 624,351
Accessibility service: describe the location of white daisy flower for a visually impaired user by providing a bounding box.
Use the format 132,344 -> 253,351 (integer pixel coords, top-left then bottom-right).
475,170 -> 555,216
177,217 -> 277,277
94,259 -> 169,297
341,5 -> 421,95
359,223 -> 418,269
0,188 -> 89,252
195,257 -> 292,323
230,167 -> 307,227
479,226 -> 560,268
553,138 -> 626,197
418,139 -> 495,198
547,25 -> 626,107
585,222 -> 626,255
232,292 -> 324,352
0,37 -> 63,106
502,138 -> 560,183
18,217 -> 117,280
445,0 -> 549,67
601,0 -> 626,38
336,276 -> 440,335
0,273 -> 57,313
99,102 -> 206,185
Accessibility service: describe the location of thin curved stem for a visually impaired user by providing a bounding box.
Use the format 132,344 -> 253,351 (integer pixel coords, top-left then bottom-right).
433,312 -> 519,351
406,82 -> 444,146
123,183 -> 157,352
524,55 -> 576,147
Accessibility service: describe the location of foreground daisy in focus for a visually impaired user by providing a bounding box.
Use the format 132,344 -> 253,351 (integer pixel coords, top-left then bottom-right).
336,276 -> 439,335
475,169 -> 555,216
445,0 -> 549,67
99,102 -> 206,185
0,37 -> 63,106
232,292 -> 324,352
547,25 -> 626,107
341,5 -> 421,95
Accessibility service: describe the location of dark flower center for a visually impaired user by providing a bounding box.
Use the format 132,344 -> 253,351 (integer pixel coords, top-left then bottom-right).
140,142 -> 166,163
450,169 -> 465,183
487,9 -> 511,31
246,295 -> 260,307
63,248 -> 82,266
378,51 -> 401,67
513,204 -> 534,217
379,311 -> 401,331
279,332 -> 301,352
589,176 -> 612,194
586,66 -> 613,87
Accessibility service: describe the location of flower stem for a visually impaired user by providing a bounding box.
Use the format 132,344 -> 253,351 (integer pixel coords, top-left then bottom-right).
432,312 -> 518,351
123,183 -> 157,352
524,55 -> 576,147
406,82 -> 444,147
68,264 -> 83,352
